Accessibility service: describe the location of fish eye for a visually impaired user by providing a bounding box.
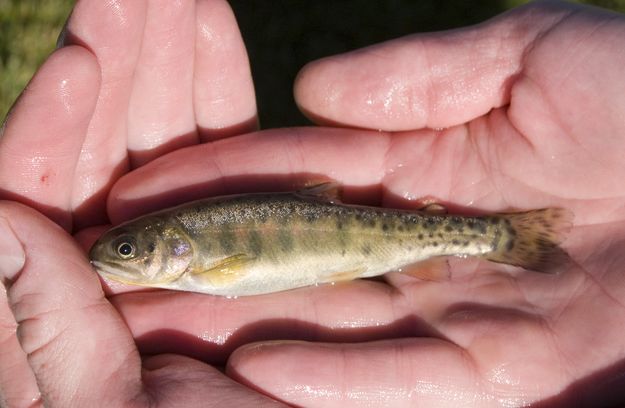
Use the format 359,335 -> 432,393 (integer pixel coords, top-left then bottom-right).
114,238 -> 136,259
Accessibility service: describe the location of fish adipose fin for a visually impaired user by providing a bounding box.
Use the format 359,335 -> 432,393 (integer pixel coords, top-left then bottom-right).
192,254 -> 254,286
486,208 -> 573,273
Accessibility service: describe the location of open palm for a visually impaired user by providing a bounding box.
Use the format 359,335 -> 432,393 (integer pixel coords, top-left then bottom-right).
2,1 -> 625,407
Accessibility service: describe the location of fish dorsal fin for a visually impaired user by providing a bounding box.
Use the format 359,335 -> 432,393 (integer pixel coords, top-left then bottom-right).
297,181 -> 342,201
399,257 -> 451,281
191,254 -> 254,286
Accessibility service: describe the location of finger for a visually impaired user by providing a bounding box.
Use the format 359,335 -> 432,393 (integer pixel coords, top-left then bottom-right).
227,338 -> 483,408
110,280 -> 446,364
0,219 -> 39,407
108,127 -> 390,223
0,201 -> 143,406
194,0 -> 258,141
0,46 -> 100,231
293,3 -> 569,131
64,0 -> 148,227
141,354 -> 285,407
126,0 -> 199,167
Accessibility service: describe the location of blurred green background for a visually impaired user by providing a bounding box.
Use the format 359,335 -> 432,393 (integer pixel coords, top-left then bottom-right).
2,0 -> 624,127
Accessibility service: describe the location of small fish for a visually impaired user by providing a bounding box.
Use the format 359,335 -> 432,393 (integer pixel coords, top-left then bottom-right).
89,184 -> 573,296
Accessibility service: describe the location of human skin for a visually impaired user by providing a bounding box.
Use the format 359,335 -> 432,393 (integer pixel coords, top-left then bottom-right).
2,1 -> 625,407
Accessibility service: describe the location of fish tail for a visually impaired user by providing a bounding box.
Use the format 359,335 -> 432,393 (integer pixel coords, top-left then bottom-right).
485,208 -> 573,273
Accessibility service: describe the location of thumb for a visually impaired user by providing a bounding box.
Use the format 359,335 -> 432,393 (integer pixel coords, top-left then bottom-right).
293,2 -> 570,131
0,201 -> 143,406
0,201 -> 286,407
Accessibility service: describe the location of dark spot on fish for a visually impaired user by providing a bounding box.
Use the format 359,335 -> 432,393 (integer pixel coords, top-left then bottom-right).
219,228 -> 236,253
506,238 -> 515,251
438,233 -> 444,239
432,241 -> 439,247
445,225 -> 454,232
398,225 -> 405,232
305,212 -> 319,223
429,232 -> 434,238
355,213 -> 363,221
491,229 -> 502,249
417,233 -> 424,240
462,241 -> 470,247
489,217 -> 499,225
425,218 -> 437,228
507,226 -> 517,236
147,242 -> 156,253
367,219 -> 376,228
361,244 -> 372,255
470,220 -> 487,234
382,223 -> 390,231
337,221 -> 344,230
257,211 -> 269,223
341,249 -> 346,256
452,239 -> 460,245
278,229 -> 294,252
450,217 -> 463,226
248,230 -> 263,256
471,233 -> 478,239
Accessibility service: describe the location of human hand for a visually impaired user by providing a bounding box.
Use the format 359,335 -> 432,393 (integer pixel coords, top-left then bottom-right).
86,1 -> 625,407
0,0 -> 256,232
0,0 -> 267,406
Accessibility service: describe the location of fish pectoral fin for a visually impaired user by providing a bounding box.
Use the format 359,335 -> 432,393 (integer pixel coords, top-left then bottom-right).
399,257 -> 451,281
192,254 -> 254,286
297,181 -> 342,201
320,266 -> 368,284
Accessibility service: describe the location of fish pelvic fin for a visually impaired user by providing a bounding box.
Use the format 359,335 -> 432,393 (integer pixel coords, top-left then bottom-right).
320,266 -> 368,284
191,254 -> 254,286
485,208 -> 573,273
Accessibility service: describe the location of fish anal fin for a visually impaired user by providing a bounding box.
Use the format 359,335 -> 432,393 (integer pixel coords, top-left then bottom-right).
320,267 -> 367,284
297,181 -> 342,201
191,254 -> 254,286
398,257 -> 451,281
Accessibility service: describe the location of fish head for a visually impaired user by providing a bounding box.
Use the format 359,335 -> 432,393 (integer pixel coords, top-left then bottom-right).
89,216 -> 194,287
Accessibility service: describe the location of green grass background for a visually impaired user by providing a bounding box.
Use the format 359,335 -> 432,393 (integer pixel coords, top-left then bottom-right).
2,0 -> 624,127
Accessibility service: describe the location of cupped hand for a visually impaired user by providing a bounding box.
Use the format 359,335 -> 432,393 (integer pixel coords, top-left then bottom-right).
84,1 -> 624,407
0,0 -> 256,232
0,0 -> 265,406
3,1 -> 625,407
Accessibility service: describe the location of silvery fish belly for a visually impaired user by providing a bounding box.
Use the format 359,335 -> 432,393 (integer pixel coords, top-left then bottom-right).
89,184 -> 572,297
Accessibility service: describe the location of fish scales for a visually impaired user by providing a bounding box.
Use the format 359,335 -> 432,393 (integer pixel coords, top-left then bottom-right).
89,187 -> 573,296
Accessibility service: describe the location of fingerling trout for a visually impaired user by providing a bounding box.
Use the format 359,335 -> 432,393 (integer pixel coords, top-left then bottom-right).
89,184 -> 573,296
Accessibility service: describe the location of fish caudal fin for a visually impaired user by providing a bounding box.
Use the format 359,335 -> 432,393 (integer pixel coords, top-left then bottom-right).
485,208 -> 573,273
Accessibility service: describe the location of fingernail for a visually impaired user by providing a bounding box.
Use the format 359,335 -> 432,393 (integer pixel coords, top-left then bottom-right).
0,216 -> 25,285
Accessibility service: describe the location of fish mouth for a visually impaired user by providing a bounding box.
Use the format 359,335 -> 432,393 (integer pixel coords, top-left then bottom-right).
90,260 -> 146,286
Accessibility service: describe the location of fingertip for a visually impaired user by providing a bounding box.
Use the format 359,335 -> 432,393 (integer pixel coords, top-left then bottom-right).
0,45 -> 101,230
293,16 -> 532,131
194,0 -> 258,141
0,207 -> 25,285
